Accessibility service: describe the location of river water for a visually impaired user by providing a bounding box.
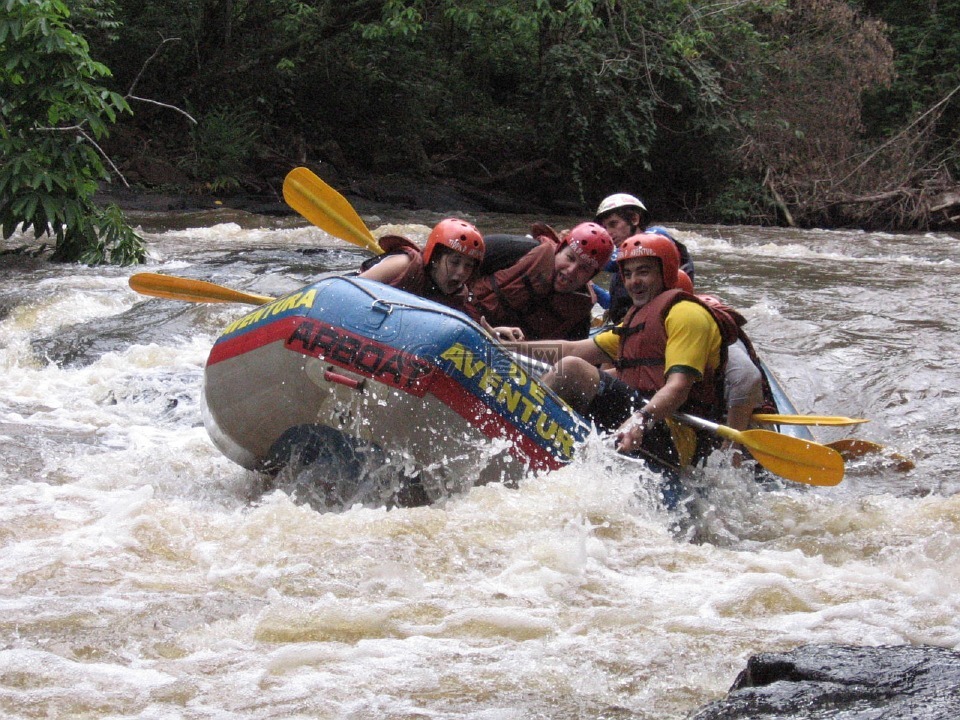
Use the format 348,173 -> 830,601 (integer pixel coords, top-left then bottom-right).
2,206 -> 959,719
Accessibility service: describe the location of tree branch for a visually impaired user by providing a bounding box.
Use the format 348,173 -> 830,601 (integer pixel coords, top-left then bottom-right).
126,95 -> 196,124
124,37 -> 196,124
837,81 -> 960,186
77,127 -> 130,187
127,37 -> 179,98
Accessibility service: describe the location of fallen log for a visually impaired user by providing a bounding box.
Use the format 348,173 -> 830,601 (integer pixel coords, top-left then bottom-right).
930,189 -> 960,213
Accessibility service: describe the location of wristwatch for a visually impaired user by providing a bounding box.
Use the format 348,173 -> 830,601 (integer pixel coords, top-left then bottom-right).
637,408 -> 656,432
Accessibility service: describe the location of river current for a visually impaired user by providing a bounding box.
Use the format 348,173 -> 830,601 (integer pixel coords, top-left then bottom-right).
2,206 -> 959,719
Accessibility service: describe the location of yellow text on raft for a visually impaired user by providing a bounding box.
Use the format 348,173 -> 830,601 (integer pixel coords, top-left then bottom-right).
221,290 -> 318,336
440,342 -> 576,459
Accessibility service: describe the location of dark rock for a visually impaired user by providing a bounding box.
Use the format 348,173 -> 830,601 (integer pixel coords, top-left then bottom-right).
92,167 -> 573,222
349,174 -> 489,214
690,644 -> 960,720
215,195 -> 291,216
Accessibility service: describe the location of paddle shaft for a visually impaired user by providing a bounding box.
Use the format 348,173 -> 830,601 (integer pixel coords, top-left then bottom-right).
752,413 -> 868,426
129,273 -> 275,306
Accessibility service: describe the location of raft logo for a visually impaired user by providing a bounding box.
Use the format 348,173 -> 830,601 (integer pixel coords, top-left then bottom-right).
439,342 -> 577,459
286,319 -> 435,394
220,289 -> 318,336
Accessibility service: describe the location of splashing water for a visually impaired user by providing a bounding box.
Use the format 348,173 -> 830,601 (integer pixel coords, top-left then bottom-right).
2,212 -> 959,718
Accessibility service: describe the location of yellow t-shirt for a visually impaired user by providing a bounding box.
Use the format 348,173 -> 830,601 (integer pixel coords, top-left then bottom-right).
593,299 -> 723,467
593,300 -> 722,379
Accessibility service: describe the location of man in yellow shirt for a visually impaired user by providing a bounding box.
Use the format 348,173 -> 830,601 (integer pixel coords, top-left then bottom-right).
500,233 -> 730,479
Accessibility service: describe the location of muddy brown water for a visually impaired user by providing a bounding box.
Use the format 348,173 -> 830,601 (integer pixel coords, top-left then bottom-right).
2,209 -> 958,718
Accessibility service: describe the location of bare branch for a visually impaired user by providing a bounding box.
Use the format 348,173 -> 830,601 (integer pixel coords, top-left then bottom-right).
34,125 -> 131,187
123,37 -> 197,124
127,37 -> 180,97
76,127 -> 130,187
764,167 -> 795,226
127,95 -> 197,124
837,81 -> 960,186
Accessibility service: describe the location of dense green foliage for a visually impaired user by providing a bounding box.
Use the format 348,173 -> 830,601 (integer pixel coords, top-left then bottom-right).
2,0 -> 958,254
0,0 -> 145,264
91,0 -> 956,227
93,0 -> 805,210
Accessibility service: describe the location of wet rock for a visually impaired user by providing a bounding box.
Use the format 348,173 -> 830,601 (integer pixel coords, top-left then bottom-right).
128,156 -> 192,187
690,644 -> 960,719
349,174 -> 489,214
31,300 -> 210,368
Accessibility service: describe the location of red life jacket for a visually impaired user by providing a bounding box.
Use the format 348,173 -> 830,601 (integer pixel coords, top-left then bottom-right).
613,289 -> 738,421
466,227 -> 593,340
364,235 -> 472,314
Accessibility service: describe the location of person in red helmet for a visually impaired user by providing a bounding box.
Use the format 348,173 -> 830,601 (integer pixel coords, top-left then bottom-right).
359,217 -> 485,312
674,269 -> 694,294
467,221 -> 614,341
500,233 -> 741,486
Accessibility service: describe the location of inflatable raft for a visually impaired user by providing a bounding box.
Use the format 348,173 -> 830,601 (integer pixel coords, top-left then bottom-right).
202,275 -> 811,508
202,275 -> 592,507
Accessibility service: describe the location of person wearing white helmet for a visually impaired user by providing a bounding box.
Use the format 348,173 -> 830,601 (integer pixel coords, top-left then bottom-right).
595,192 -> 694,325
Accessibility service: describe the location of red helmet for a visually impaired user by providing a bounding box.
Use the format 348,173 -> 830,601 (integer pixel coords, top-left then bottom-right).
616,233 -> 681,289
560,222 -> 614,271
675,269 -> 694,294
422,218 -> 485,267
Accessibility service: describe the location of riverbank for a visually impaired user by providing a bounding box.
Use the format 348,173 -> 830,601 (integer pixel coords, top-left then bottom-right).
95,171 -> 960,234
94,163 -> 570,224
93,125 -> 960,231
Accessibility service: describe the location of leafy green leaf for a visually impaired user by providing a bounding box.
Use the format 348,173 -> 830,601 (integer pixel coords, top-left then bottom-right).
0,0 -> 142,264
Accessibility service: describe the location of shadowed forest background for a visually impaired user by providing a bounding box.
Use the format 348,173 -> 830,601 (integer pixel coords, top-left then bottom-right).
3,0 -> 960,263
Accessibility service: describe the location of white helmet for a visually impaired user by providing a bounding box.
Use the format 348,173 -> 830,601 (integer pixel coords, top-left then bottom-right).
595,193 -> 647,221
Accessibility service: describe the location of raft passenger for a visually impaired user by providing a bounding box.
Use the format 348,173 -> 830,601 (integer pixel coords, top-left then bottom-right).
467,222 -> 614,341
501,233 -> 740,486
595,193 -> 694,325
674,270 -> 766,434
358,218 -> 485,313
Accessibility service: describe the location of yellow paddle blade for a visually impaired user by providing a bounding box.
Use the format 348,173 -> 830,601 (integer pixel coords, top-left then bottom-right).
718,426 -> 845,486
129,273 -> 275,306
675,410 -> 845,486
282,167 -> 383,255
752,413 -> 869,426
